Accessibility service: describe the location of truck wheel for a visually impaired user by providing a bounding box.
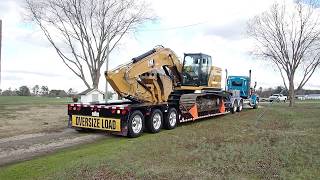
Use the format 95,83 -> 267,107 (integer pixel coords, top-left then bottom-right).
164,108 -> 178,130
237,100 -> 243,112
253,101 -> 259,109
128,110 -> 144,138
146,109 -> 163,133
231,100 -> 238,114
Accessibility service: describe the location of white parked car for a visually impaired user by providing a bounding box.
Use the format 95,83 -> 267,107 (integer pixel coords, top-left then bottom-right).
269,94 -> 287,102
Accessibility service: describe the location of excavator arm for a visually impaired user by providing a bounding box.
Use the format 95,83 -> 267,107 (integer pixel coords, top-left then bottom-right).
106,46 -> 182,103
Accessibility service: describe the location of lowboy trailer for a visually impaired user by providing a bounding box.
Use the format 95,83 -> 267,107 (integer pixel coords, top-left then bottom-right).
67,89 -> 251,137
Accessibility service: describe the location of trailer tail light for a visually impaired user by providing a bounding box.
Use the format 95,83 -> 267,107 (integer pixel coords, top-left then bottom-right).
111,110 -> 116,114
122,107 -> 130,115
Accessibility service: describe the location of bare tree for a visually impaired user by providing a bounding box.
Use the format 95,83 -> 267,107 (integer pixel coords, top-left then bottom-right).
25,0 -> 152,92
248,1 -> 320,107
32,85 -> 39,95
40,85 -> 49,96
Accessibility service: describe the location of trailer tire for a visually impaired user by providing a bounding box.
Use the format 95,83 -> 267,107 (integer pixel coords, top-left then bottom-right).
164,108 -> 178,130
237,100 -> 243,112
146,109 -> 163,133
128,110 -> 144,138
231,100 -> 238,114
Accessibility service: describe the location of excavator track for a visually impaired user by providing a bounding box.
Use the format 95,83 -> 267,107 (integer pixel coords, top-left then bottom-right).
181,93 -> 221,113
179,94 -> 201,113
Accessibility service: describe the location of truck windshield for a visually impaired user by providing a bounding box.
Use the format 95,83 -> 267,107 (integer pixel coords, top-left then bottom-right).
231,80 -> 243,87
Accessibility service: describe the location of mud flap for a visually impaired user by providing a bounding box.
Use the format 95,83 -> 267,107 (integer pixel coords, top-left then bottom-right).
189,104 -> 198,119
219,99 -> 225,113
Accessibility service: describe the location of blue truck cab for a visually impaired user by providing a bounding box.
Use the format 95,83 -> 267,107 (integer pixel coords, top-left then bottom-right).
226,70 -> 259,109
227,76 -> 251,98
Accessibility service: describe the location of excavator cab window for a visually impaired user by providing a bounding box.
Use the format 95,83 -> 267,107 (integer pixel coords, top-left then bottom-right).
182,53 -> 212,86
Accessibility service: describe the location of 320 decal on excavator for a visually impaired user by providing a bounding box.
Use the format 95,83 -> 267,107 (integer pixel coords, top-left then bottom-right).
68,46 -> 259,137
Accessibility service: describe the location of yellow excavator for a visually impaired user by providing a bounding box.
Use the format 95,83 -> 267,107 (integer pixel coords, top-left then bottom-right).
68,46 -> 241,137
106,46 -> 222,103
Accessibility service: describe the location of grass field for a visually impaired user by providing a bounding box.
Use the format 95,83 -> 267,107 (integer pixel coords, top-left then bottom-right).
0,101 -> 319,179
0,96 -> 72,105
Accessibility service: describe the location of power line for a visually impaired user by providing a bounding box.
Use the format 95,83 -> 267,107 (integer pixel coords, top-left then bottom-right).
139,21 -> 207,32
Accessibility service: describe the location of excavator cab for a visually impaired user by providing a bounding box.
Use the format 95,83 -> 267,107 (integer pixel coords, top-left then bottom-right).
182,53 -> 212,86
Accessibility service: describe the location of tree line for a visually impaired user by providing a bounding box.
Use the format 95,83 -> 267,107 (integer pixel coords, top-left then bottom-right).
257,86 -> 320,98
0,85 -> 77,97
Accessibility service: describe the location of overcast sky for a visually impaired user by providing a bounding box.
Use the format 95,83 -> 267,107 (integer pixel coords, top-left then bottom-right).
0,0 -> 319,93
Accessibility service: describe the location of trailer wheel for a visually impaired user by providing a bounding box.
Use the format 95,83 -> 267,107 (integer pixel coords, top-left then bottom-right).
164,108 -> 178,130
146,109 -> 163,133
128,110 -> 144,138
237,100 -> 243,112
231,100 -> 238,114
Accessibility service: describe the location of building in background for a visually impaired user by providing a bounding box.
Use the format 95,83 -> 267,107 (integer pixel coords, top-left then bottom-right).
295,94 -> 320,100
78,89 -> 104,103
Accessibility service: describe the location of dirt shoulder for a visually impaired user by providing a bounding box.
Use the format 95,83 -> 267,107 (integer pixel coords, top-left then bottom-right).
0,128 -> 107,166
0,104 -> 68,138
0,103 -> 107,166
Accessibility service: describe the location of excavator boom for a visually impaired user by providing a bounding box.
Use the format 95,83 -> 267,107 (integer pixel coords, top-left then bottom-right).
106,47 -> 182,103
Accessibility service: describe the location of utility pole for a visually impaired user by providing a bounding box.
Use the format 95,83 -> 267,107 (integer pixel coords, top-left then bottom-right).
0,19 -> 2,89
105,33 -> 109,102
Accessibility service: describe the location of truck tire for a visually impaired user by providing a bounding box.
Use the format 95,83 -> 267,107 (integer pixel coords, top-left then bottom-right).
237,100 -> 243,112
164,108 -> 178,130
146,109 -> 163,133
231,100 -> 238,114
128,110 -> 144,138
253,101 -> 259,109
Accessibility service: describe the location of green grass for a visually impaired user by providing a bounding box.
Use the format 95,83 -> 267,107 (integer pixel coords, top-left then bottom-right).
0,101 -> 320,179
0,96 -> 72,105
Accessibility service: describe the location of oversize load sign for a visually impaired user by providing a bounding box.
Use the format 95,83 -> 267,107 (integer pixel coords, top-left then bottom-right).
72,115 -> 121,131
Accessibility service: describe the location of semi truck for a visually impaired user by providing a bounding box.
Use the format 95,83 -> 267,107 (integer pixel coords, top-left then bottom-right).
67,46 -> 258,137
226,70 -> 259,110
